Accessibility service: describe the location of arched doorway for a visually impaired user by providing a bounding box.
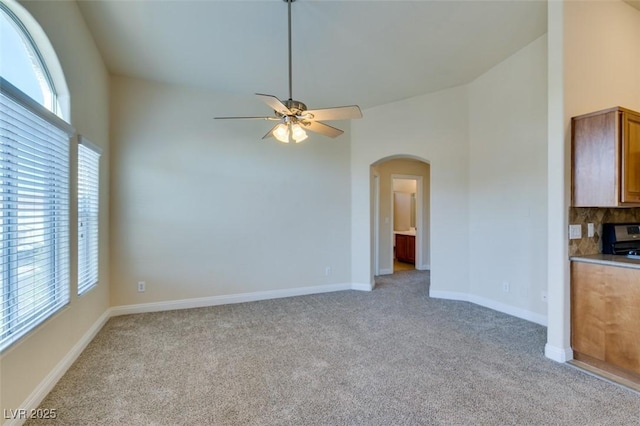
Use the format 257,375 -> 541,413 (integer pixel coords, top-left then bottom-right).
371,156 -> 431,276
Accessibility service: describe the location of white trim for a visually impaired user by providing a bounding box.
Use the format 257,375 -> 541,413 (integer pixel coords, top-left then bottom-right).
545,344 -> 573,363
78,134 -> 103,155
351,282 -> 374,292
111,283 -> 355,316
417,264 -> 431,271
389,177 -> 395,274
378,268 -> 393,275
429,290 -> 547,326
546,0 -> 572,370
373,173 -> 380,276
429,290 -> 467,301
6,310 -> 110,426
0,77 -> 73,135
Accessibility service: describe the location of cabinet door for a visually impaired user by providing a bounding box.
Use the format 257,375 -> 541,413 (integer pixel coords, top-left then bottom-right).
407,235 -> 415,264
621,111 -> 640,203
571,262 -> 606,361
395,234 -> 407,262
571,110 -> 619,207
604,267 -> 640,375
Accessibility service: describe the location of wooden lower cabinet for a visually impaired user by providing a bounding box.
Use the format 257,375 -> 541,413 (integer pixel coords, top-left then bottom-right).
395,234 -> 415,264
571,261 -> 640,383
571,263 -> 606,361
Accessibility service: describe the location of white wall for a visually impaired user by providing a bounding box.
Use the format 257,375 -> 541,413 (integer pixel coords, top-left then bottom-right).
109,76 -> 352,306
468,35 -> 548,324
353,35 -> 549,324
351,86 -> 469,291
546,0 -> 640,361
1,0 -> 110,416
564,1 -> 640,116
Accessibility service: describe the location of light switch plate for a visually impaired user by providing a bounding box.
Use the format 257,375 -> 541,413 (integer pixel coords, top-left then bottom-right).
587,223 -> 595,238
569,224 -> 582,240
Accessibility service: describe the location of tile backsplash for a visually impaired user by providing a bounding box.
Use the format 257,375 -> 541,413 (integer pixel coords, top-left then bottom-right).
569,208 -> 640,256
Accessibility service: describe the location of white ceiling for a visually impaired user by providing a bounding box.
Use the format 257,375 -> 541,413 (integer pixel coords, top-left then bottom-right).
77,0 -> 547,110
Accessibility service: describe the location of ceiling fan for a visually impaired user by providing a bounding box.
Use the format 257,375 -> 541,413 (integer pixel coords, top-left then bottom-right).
215,0 -> 362,143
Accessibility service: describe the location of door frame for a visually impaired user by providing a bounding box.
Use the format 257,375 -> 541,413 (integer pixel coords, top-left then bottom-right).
390,174 -> 423,273
373,173 -> 380,276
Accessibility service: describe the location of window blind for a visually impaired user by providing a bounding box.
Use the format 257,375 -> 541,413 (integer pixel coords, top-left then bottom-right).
77,138 -> 100,295
1,79 -> 72,351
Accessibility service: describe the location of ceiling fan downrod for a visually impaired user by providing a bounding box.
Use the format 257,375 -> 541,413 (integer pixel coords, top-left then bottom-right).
214,0 -> 362,142
286,0 -> 295,101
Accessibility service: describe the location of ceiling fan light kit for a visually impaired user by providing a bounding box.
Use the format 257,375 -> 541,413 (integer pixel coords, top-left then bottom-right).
215,0 -> 362,143
272,122 -> 308,143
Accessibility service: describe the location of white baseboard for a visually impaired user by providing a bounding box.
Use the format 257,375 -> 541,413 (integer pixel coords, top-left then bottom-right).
380,266 -> 429,274
429,290 -> 547,326
6,309 -> 111,426
110,283 -> 355,316
545,344 -> 573,363
351,282 -> 374,291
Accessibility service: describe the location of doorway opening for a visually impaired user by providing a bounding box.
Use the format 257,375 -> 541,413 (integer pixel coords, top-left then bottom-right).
371,157 -> 430,276
392,177 -> 418,272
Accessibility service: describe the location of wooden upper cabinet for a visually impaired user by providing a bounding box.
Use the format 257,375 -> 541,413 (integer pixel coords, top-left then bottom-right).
622,111 -> 640,203
572,107 -> 640,207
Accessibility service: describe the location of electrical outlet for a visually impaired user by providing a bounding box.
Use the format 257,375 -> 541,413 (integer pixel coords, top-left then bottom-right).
541,291 -> 548,303
569,224 -> 582,240
137,281 -> 146,293
587,223 -> 595,238
502,281 -> 510,293
325,266 -> 331,277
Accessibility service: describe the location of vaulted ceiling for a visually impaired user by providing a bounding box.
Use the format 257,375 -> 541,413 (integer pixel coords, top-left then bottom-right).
77,0 -> 547,109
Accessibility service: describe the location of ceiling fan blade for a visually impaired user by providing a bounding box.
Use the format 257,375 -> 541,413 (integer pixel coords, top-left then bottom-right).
214,116 -> 279,120
262,123 -> 281,140
256,93 -> 292,116
303,105 -> 362,121
303,121 -> 344,138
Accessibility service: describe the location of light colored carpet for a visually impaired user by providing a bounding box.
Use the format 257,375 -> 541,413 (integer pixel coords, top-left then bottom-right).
27,271 -> 640,425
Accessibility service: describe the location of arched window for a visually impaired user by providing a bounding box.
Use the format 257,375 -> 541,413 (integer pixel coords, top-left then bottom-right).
0,3 -> 65,117
0,1 -> 73,351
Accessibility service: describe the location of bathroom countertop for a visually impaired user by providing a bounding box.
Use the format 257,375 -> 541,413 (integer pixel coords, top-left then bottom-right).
394,230 -> 416,236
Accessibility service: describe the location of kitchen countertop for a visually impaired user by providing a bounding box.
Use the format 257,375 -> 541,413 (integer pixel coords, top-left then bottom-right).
570,253 -> 640,270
